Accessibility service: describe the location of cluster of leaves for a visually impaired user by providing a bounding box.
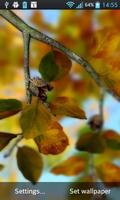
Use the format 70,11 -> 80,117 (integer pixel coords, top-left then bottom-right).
0,10 -> 120,187
0,50 -> 86,182
51,122 -> 120,186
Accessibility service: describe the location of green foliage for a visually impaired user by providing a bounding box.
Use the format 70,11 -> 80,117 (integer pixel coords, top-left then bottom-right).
39,51 -> 58,81
17,146 -> 43,183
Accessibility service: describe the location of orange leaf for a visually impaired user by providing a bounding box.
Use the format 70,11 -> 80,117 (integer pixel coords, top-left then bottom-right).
102,130 -> 120,140
96,162 -> 120,186
53,50 -> 72,79
102,130 -> 120,150
51,156 -> 85,176
35,120 -> 69,155
49,97 -> 86,119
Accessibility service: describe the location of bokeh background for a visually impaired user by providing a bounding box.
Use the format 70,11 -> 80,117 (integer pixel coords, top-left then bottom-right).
0,10 -> 120,192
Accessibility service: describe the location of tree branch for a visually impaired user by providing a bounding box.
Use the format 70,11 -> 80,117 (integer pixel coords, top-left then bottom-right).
0,10 -> 120,101
99,89 -> 105,125
23,31 -> 31,103
4,134 -> 23,158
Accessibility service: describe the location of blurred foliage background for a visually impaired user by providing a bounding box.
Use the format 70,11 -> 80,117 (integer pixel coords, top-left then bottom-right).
0,10 -> 120,193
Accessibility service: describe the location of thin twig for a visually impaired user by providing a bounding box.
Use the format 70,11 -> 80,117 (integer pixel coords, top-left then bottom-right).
99,89 -> 105,124
23,31 -> 32,103
0,10 -> 120,101
4,134 -> 23,158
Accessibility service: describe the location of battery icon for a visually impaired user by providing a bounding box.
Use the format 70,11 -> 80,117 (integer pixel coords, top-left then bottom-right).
95,1 -> 100,9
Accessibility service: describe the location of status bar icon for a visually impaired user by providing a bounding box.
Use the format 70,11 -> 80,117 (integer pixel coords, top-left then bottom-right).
95,1 -> 100,9
66,1 -> 75,8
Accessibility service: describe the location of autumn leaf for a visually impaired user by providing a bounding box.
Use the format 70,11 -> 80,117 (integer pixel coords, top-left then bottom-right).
96,162 -> 120,186
39,50 -> 72,81
17,146 -> 43,183
51,156 -> 85,176
20,99 -> 52,139
0,99 -> 22,119
0,164 -> 4,171
49,97 -> 86,119
76,132 -> 105,153
35,120 -> 69,155
102,130 -> 120,150
0,132 -> 17,151
92,29 -> 120,59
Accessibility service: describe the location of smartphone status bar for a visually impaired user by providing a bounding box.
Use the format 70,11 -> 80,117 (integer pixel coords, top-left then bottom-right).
0,0 -> 120,9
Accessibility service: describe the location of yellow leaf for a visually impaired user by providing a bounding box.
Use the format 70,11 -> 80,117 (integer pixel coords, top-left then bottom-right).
51,156 -> 85,176
35,120 -> 69,155
49,97 -> 86,119
20,99 -> 52,139
93,29 -> 120,59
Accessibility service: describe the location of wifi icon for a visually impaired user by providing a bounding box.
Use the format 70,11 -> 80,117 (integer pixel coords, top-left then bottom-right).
66,1 -> 75,8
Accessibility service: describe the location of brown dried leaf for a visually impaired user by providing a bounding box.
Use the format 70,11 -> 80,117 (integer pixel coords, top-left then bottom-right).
0,99 -> 22,119
0,132 -> 17,151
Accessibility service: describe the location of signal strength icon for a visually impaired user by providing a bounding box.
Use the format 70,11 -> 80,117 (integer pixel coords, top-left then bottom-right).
76,2 -> 83,8
66,1 -> 75,8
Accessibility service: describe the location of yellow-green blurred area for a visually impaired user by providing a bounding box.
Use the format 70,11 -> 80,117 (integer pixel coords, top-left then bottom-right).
0,10 -> 120,188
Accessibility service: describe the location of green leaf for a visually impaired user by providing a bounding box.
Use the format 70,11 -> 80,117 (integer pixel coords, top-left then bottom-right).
20,99 -> 52,139
39,51 -> 58,81
17,146 -> 43,183
49,97 -> 86,119
39,50 -> 72,82
76,132 -> 105,153
0,132 -> 17,151
0,164 -> 4,171
0,99 -> 22,119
